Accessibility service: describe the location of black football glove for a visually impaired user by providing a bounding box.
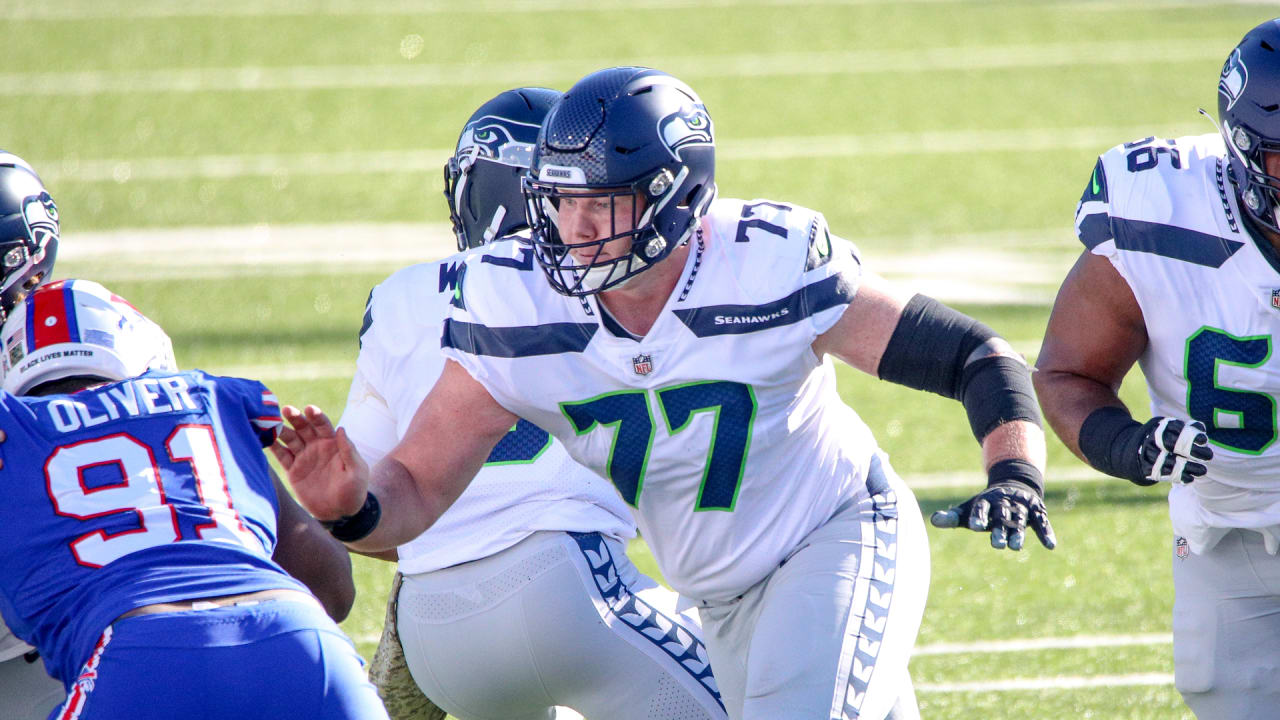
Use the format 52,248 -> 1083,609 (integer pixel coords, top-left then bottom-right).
929,459 -> 1056,551
1131,417 -> 1212,486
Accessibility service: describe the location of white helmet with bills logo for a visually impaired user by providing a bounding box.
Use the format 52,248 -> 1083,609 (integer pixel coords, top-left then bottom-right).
1,279 -> 176,395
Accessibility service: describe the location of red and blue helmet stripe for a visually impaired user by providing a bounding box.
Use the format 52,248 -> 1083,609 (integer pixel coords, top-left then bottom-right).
25,279 -> 80,352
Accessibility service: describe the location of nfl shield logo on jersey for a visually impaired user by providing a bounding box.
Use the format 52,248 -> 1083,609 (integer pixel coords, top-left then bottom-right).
1175,536 -> 1189,560
632,353 -> 653,376
1271,288 -> 1280,310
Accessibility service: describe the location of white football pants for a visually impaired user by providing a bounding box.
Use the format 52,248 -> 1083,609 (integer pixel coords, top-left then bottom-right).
1173,528 -> 1280,719
695,453 -> 930,720
396,530 -> 727,720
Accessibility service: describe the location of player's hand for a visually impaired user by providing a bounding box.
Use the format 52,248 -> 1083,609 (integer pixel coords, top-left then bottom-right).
930,476 -> 1056,551
271,405 -> 369,522
1134,417 -> 1212,486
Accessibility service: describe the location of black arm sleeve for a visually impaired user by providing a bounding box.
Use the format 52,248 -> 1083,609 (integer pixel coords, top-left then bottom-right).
877,294 -> 1042,442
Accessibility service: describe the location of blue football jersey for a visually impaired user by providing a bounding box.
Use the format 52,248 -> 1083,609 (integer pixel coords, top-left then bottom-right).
0,369 -> 306,685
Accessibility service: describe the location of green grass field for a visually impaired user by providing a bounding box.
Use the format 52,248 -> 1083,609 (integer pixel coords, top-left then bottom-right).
6,1 -> 1276,717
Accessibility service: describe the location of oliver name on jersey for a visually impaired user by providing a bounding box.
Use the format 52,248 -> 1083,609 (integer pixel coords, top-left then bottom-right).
0,370 -> 305,687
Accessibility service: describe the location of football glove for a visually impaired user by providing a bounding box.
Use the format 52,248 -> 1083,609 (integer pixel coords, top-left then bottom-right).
1079,408 -> 1213,487
930,459 -> 1056,551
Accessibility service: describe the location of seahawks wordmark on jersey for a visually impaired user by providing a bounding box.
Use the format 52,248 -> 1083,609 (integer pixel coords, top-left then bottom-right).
1076,132 -> 1280,554
341,244 -> 635,576
441,198 -> 880,603
0,370 -> 305,686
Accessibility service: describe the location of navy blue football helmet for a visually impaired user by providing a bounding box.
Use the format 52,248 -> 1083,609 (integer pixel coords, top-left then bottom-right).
445,87 -> 561,251
1218,19 -> 1280,234
522,67 -> 717,296
0,152 -> 58,321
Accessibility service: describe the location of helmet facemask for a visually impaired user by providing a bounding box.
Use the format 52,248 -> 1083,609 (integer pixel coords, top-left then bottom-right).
0,187 -> 59,323
523,164 -> 701,296
1216,22 -> 1280,237
1222,118 -> 1280,234
522,68 -> 717,298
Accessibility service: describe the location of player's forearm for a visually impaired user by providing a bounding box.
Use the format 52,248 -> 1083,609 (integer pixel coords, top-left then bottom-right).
1032,367 -> 1126,462
341,455 -> 438,553
980,419 -> 1046,472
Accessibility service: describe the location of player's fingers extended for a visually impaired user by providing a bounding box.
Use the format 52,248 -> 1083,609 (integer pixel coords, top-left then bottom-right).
303,405 -> 336,437
335,427 -> 361,473
1007,527 -> 1025,551
929,508 -> 962,529
1030,511 -> 1057,550
990,524 -> 1008,549
283,431 -> 306,456
994,498 -> 1013,526
969,498 -> 991,531
268,441 -> 295,470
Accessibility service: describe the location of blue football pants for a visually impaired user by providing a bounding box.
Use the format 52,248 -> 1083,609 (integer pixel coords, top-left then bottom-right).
50,596 -> 388,720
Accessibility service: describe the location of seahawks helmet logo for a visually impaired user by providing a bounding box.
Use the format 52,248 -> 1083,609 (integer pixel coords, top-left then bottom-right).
658,105 -> 714,158
1220,48 -> 1249,111
457,116 -> 539,167
21,191 -> 58,252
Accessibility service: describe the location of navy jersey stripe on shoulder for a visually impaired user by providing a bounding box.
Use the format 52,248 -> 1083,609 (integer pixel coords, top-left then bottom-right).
1078,212 -> 1113,249
1111,218 -> 1244,267
673,273 -> 856,338
358,288 -> 374,349
442,319 -> 597,357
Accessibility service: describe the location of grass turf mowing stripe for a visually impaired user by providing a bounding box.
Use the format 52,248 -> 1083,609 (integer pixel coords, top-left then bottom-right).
0,42 -> 1225,97
34,124 -> 1202,184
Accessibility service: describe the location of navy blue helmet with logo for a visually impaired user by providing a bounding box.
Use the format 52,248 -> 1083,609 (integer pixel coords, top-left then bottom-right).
522,67 -> 717,296
1218,18 -> 1280,234
445,87 -> 561,251
0,151 -> 58,321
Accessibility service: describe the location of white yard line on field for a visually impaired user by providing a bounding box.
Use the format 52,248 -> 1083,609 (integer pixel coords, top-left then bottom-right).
916,672 -> 1173,693
913,632 -> 1172,656
0,42 -> 1226,97
35,123 -> 1202,185
56,221 -> 1075,304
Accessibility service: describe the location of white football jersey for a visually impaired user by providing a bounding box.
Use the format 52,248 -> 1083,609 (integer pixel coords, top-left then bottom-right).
340,248 -> 635,575
441,198 -> 880,603
1077,132 -> 1280,553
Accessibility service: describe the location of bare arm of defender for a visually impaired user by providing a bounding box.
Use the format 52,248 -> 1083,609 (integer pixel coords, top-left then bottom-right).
270,359 -> 516,553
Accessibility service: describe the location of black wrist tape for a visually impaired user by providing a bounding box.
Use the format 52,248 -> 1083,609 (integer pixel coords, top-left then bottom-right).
328,492 -> 382,543
987,458 -> 1045,497
1078,406 -> 1152,485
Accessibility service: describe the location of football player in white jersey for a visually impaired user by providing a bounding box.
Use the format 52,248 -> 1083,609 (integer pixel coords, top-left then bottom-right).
0,151 -> 66,720
1036,19 -> 1280,719
340,87 -> 728,720
276,67 -> 1055,720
